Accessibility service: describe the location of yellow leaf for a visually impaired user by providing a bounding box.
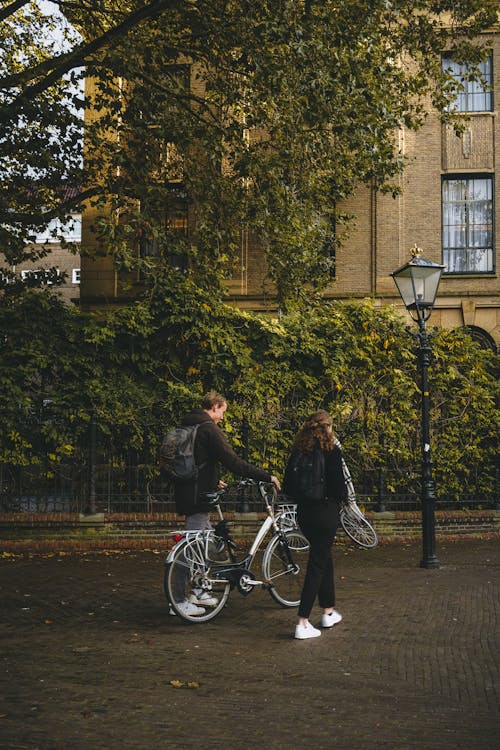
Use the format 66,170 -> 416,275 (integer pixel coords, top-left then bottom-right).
169,679 -> 200,689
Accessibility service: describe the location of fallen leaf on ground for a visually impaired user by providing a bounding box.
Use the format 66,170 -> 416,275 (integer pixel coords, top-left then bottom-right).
169,679 -> 200,689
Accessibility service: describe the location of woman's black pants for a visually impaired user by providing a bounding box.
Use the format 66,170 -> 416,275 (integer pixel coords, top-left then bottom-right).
297,501 -> 340,619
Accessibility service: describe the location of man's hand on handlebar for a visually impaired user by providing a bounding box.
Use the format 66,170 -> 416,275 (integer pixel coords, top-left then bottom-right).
241,476 -> 281,491
270,475 -> 281,491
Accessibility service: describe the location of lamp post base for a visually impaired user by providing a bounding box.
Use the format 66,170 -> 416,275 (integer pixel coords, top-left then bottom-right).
420,555 -> 440,569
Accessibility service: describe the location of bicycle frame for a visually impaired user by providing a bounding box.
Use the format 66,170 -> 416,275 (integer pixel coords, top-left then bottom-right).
166,485 -> 288,590
164,482 -> 311,621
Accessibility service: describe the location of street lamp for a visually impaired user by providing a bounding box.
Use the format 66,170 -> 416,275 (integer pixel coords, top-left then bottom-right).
391,245 -> 445,569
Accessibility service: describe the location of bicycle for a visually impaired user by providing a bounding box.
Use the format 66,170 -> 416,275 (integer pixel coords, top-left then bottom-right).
273,500 -> 378,549
339,499 -> 378,548
164,479 -> 310,623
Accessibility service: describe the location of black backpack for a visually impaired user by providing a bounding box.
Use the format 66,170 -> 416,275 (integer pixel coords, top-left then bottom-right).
283,448 -> 326,503
159,424 -> 203,481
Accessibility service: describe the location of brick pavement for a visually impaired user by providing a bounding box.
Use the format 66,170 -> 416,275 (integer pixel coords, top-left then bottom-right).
0,538 -> 498,750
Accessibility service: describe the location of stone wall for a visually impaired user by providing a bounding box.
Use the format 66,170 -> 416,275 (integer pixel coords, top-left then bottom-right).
0,509 -> 498,554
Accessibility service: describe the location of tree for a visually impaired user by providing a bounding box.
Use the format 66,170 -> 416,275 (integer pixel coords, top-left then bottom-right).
1,1 -> 497,306
0,1 -> 175,265
82,0 -> 498,309
0,1 -> 81,262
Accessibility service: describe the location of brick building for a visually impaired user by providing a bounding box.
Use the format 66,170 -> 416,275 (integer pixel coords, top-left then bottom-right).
80,31 -> 499,350
1,199 -> 81,306
12,215 -> 81,306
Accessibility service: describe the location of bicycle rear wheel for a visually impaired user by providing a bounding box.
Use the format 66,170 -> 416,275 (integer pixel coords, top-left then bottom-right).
262,529 -> 309,607
164,536 -> 231,623
340,503 -> 378,549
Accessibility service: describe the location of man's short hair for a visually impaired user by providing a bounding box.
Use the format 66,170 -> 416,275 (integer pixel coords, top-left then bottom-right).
201,391 -> 227,410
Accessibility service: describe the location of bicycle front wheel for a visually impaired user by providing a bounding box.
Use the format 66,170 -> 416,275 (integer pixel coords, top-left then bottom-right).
262,529 -> 309,607
164,536 -> 231,623
340,503 -> 378,549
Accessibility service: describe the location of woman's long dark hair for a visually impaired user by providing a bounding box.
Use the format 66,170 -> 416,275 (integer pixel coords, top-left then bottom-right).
291,410 -> 337,454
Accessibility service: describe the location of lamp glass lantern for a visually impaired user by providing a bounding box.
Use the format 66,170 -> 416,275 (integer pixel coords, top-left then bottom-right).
391,256 -> 445,322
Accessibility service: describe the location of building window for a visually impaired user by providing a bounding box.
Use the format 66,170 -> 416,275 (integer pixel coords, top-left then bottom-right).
139,191 -> 189,272
34,214 -> 82,243
442,176 -> 494,274
462,326 -> 497,352
442,54 -> 493,112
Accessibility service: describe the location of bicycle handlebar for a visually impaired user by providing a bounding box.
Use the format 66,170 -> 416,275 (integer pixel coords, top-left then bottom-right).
201,479 -> 275,506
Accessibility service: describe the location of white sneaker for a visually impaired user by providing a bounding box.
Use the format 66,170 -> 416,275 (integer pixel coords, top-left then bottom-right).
294,622 -> 321,640
322,610 -> 342,628
189,591 -> 219,607
176,599 -> 206,616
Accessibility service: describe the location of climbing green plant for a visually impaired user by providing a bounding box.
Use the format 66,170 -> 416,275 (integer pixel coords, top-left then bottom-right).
429,328 -> 499,501
0,276 -> 497,503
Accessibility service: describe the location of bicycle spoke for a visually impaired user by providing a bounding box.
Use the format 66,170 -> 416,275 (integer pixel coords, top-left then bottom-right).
164,535 -> 231,623
340,503 -> 378,549
262,530 -> 309,607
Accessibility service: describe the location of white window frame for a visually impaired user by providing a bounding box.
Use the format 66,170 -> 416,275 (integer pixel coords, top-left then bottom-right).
442,53 -> 493,113
442,175 -> 494,274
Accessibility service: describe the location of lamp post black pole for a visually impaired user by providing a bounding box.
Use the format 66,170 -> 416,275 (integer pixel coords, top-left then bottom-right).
392,246 -> 444,568
413,317 -> 439,569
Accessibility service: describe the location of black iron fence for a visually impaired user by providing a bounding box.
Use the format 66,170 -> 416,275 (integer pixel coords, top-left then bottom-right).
0,409 -> 498,514
0,459 -> 497,515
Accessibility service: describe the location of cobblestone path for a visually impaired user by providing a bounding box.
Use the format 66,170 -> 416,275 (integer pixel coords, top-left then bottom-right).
0,539 -> 498,749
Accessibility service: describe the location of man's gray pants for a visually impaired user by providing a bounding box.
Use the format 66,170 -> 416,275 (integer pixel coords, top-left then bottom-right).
172,513 -> 212,603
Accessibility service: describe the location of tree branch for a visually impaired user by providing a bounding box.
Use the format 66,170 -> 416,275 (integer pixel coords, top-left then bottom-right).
0,46 -> 86,90
1,0 -> 176,113
0,186 -> 100,225
0,0 -> 29,24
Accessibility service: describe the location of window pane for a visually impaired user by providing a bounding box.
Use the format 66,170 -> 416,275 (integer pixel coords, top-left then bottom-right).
442,54 -> 492,112
444,248 -> 466,273
469,178 -> 491,201
442,177 -> 494,273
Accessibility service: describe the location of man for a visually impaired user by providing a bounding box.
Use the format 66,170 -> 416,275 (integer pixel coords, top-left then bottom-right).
173,391 -> 281,616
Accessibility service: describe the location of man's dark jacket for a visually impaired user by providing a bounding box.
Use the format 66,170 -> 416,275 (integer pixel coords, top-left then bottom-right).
174,409 -> 272,516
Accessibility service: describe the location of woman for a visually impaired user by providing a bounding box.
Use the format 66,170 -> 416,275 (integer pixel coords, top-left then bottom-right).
283,411 -> 347,640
